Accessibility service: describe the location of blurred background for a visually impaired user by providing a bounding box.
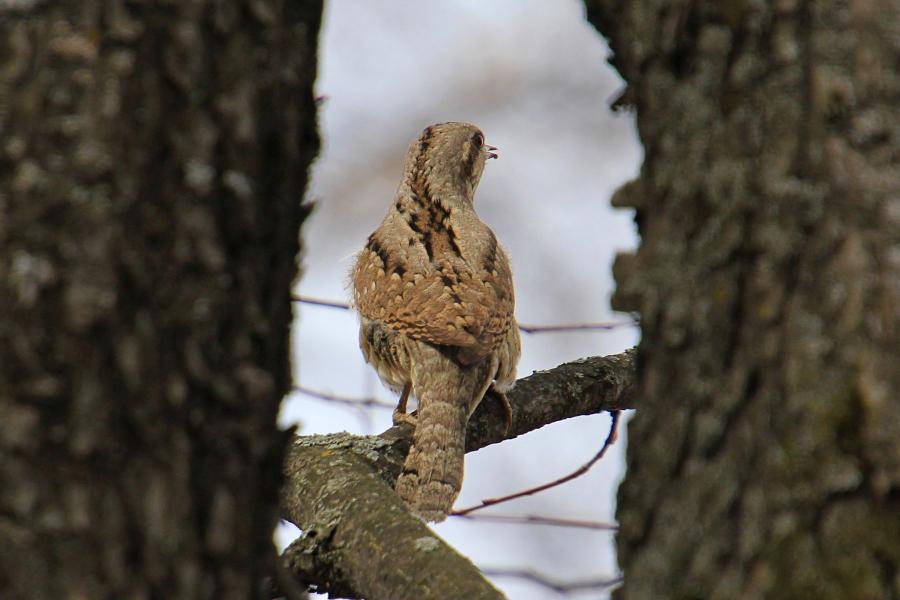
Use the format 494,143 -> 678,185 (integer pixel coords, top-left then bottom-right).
278,1 -> 642,597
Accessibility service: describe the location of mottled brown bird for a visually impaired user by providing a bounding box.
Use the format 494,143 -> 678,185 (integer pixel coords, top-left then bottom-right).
351,122 -> 521,522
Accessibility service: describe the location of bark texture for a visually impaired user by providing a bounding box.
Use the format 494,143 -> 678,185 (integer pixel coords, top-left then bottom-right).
0,2 -> 321,598
585,1 -> 900,598
280,350 -> 636,600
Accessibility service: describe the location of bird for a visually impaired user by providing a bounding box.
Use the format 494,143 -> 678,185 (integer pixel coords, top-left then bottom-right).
351,122 -> 521,522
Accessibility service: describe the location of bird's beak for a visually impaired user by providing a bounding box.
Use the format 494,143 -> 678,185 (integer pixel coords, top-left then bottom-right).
485,144 -> 498,160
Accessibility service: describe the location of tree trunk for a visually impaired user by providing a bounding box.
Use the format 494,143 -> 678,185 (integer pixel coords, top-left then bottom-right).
0,2 -> 322,598
585,1 -> 900,598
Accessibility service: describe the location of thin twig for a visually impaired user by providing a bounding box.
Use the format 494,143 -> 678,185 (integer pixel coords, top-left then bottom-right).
517,321 -> 633,333
291,295 -> 350,310
292,386 -> 395,410
479,567 -> 622,594
292,295 -> 638,333
453,513 -> 617,531
452,411 -> 621,516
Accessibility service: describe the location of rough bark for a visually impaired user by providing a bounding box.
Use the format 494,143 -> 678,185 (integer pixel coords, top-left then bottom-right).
280,350 -> 636,600
585,1 -> 900,598
0,2 -> 322,598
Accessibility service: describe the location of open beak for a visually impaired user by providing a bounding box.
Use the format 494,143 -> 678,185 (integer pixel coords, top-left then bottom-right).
484,144 -> 498,160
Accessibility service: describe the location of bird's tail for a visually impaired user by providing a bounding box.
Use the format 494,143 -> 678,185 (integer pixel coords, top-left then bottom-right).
395,353 -> 491,522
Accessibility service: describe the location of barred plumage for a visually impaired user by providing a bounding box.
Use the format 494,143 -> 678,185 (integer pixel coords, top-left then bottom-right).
351,122 -> 520,522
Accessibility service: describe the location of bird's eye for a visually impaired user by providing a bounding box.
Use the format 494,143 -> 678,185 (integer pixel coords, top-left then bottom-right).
473,133 -> 484,148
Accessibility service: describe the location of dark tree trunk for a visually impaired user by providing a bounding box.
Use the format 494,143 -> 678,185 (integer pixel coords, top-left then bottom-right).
0,2 -> 322,598
585,1 -> 900,598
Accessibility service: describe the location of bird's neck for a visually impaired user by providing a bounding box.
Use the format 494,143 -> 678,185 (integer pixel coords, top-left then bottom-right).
399,165 -> 475,215
393,174 -> 475,262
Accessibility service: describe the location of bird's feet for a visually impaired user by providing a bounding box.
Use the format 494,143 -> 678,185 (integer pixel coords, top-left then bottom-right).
486,386 -> 513,437
392,382 -> 417,428
392,409 -> 419,428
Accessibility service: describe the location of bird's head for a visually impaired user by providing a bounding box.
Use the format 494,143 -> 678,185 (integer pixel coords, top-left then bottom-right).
404,122 -> 498,201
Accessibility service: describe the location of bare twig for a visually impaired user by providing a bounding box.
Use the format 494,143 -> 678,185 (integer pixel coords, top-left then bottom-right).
479,567 -> 622,594
292,295 -> 638,333
291,386 -> 395,410
453,513 -> 617,531
291,295 -> 350,309
517,321 -> 634,333
453,410 -> 621,516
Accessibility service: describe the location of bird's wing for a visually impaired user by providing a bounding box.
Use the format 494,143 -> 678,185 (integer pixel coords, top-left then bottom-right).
353,230 -> 514,364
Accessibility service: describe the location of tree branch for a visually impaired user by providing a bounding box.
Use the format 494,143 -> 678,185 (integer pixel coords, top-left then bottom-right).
453,411 -> 621,516
279,349 -> 636,599
280,433 -> 505,600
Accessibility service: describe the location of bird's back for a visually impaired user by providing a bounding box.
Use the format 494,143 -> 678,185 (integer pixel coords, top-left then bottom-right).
352,192 -> 514,364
